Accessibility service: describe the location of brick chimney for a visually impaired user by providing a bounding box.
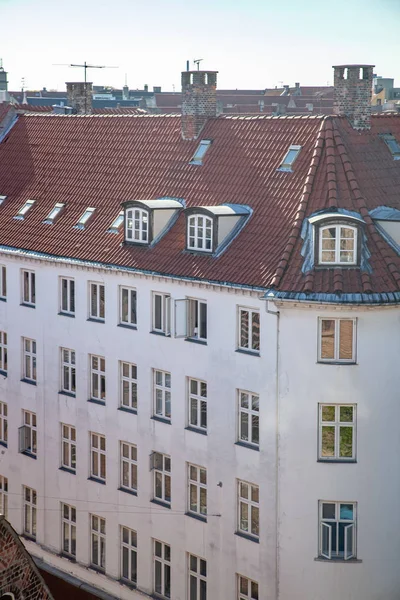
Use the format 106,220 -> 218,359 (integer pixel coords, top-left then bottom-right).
66,82 -> 93,115
181,70 -> 218,141
333,64 -> 374,129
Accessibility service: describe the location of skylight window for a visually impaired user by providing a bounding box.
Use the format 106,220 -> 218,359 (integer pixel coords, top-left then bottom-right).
190,139 -> 212,165
277,145 -> 302,172
74,207 -> 95,230
0,195 -> 7,205
381,134 -> 400,160
43,202 -> 65,225
107,211 -> 124,234
14,199 -> 35,220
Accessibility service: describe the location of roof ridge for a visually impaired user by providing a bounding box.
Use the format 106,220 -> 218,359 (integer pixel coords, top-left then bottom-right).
271,116 -> 328,288
21,113 -> 180,119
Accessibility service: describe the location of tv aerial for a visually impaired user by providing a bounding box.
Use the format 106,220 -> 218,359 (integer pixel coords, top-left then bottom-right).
53,61 -> 118,83
193,59 -> 203,71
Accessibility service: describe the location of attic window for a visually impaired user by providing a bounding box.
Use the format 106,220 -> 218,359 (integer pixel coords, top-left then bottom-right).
319,224 -> 358,265
43,202 -> 64,225
107,211 -> 124,234
74,207 -> 95,230
381,134 -> 400,160
125,207 -> 149,244
190,139 -> 212,165
14,199 -> 35,220
0,195 -> 7,205
278,145 -> 302,172
188,215 -> 213,252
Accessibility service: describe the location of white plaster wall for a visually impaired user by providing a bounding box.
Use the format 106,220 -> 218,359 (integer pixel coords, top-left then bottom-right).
0,254 -> 277,600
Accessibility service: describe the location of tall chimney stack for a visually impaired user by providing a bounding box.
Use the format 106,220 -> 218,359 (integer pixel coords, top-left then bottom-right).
66,82 -> 93,115
181,70 -> 218,141
333,64 -> 374,129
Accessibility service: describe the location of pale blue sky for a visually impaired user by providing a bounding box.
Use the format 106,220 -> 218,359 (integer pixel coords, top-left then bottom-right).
1,0 -> 399,92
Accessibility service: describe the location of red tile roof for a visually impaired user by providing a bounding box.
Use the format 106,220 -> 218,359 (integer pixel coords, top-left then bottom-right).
0,112 -> 399,298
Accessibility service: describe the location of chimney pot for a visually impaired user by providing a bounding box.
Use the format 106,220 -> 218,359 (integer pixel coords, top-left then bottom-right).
181,70 -> 218,140
332,64 -> 374,129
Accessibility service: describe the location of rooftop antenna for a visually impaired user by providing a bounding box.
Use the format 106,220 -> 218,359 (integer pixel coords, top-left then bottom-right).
53,61 -> 118,84
193,59 -> 203,71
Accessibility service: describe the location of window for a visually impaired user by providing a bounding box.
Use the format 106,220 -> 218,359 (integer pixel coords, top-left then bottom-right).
90,355 -> 106,403
152,292 -> 171,335
75,207 -> 95,229
187,215 -> 213,252
381,133 -> 400,160
319,501 -> 356,560
0,475 -> 7,518
62,503 -> 76,557
90,433 -> 106,482
21,269 -> 35,306
60,277 -> 75,315
19,410 -> 37,456
91,514 -> 106,571
120,361 -> 137,411
190,139 -> 212,165
125,208 -> 149,244
238,390 -> 259,448
188,378 -> 207,432
151,452 -> 171,506
60,348 -> 76,394
119,286 -> 137,327
188,554 -> 207,600
153,370 -> 171,421
238,308 -> 260,353
237,575 -> 259,600
121,526 -> 137,585
319,405 -> 355,461
153,540 -> 171,599
61,424 -> 76,472
278,144 -> 301,171
174,298 -> 207,341
237,480 -> 259,540
43,202 -> 64,224
120,442 -> 137,493
23,486 -> 37,539
89,282 -> 105,321
0,332 -> 7,374
0,402 -> 7,446
319,224 -> 357,265
318,318 -> 356,363
188,464 -> 207,519
0,265 -> 6,299
22,337 -> 37,382
108,211 -> 124,233
15,199 -> 35,219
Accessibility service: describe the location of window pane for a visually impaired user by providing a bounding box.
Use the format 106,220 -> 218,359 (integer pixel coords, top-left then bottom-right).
339,320 -> 354,360
200,579 -> 206,600
240,311 -> 249,348
322,405 -> 335,421
251,312 -> 260,351
121,288 -> 128,322
190,575 -> 197,600
154,295 -> 162,330
340,504 -> 353,520
240,412 -> 249,441
251,506 -> 259,536
321,426 -> 335,457
339,427 -> 353,458
320,320 -> 335,359
199,303 -> 207,339
322,503 -> 335,519
122,546 -> 129,578
340,406 -> 353,422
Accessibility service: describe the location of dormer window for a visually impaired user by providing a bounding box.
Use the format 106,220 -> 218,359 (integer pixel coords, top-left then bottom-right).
381,134 -> 400,160
190,140 -> 212,165
107,211 -> 124,234
43,202 -> 64,225
278,145 -> 302,172
122,198 -> 184,246
74,207 -> 95,230
125,208 -> 149,244
319,224 -> 357,265
188,215 -> 213,252
14,199 -> 35,220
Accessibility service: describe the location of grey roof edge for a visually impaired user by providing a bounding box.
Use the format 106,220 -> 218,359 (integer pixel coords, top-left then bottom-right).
263,289 -> 400,305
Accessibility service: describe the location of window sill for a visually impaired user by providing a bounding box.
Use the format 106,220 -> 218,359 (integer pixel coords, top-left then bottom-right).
87,318 -> 105,324
118,323 -> 137,331
150,330 -> 171,337
20,451 -> 37,460
151,415 -> 171,425
59,390 -> 76,399
118,487 -> 138,497
235,531 -> 259,544
60,553 -> 76,563
185,337 -> 207,346
0,441 -> 7,448
88,565 -> 105,575
118,578 -> 137,591
59,466 -> 76,475
0,297 -> 6,303
21,378 -> 37,386
317,360 -> 357,366
235,441 -> 260,452
185,512 -> 207,523
118,406 -> 137,415
0,370 -> 7,378
314,556 -> 362,563
22,533 -> 36,542
58,312 -> 75,318
185,426 -> 207,436
87,398 -> 106,406
317,458 -> 356,464
151,499 -> 171,510
88,477 -> 106,485
235,348 -> 260,357
20,303 -> 35,309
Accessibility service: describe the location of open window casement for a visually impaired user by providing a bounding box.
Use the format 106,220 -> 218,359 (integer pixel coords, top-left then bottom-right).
174,299 -> 188,338
320,522 -> 332,559
150,451 -> 163,471
18,425 -> 31,453
344,523 -> 354,560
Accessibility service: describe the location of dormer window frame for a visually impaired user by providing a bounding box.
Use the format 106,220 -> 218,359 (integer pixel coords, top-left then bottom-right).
315,218 -> 361,267
185,208 -> 217,254
122,198 -> 184,247
124,205 -> 150,245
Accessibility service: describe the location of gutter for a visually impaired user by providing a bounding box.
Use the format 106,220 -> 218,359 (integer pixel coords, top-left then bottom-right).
263,289 -> 400,305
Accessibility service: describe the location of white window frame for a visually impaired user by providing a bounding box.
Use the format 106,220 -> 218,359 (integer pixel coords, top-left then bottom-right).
188,378 -> 207,432
319,501 -> 356,560
43,202 -> 64,224
120,441 -> 138,493
278,144 -> 302,171
237,574 -> 259,600
19,410 -> 37,456
238,307 -> 260,354
187,464 -> 207,519
318,224 -> 358,265
22,337 -> 37,382
238,390 -> 259,448
125,208 -> 149,244
90,355 -> 106,402
120,361 -> 137,411
152,292 -> 171,335
187,214 -> 213,252
89,282 -> 105,321
62,503 -> 76,557
90,432 -> 106,482
23,486 -> 37,539
75,207 -> 95,229
153,370 -> 171,421
174,298 -> 207,341
108,211 -> 124,233
318,317 -> 356,363
151,452 -> 171,506
21,269 -> 35,306
60,348 -> 76,394
153,539 -> 171,599
59,277 -> 75,315
90,514 -> 106,571
0,402 -> 7,446
188,554 -> 207,600
0,475 -> 8,518
120,526 -> 137,585
319,404 -> 356,461
0,265 -> 6,299
61,424 -> 76,472
119,286 -> 137,327
190,139 -> 212,165
237,480 -> 259,540
0,331 -> 7,374
15,199 -> 35,219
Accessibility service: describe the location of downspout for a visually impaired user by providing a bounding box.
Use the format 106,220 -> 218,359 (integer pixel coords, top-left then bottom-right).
266,300 -> 280,600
